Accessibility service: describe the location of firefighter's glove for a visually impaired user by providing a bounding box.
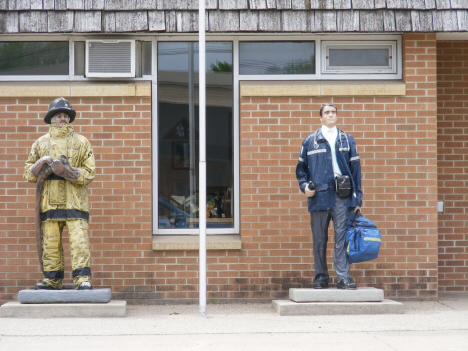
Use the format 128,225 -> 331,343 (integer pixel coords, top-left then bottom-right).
50,155 -> 80,182
30,156 -> 53,176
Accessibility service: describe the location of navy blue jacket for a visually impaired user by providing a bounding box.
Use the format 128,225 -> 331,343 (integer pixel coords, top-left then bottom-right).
296,127 -> 362,212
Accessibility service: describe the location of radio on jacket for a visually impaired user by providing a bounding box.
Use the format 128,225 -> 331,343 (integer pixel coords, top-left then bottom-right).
335,175 -> 351,198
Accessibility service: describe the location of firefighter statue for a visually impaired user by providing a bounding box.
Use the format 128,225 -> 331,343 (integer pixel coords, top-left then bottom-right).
24,97 -> 95,290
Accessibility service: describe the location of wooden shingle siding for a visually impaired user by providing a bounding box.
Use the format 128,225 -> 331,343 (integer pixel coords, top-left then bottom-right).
374,0 -> 388,9
291,0 -> 309,10
333,0 -> 352,9
266,0 -> 277,9
249,0 -> 267,10
19,11 -> 47,32
1,0 -> 468,33
353,0 -> 375,10
0,11 -> 18,32
43,0 -> 55,10
104,0 -> 136,10
219,0 -> 248,10
441,9 -> 459,30
48,10 -> 74,32
67,0 -> 86,10
282,10 -> 309,32
75,10 -> 101,32
258,11 -> 281,31
85,0 -> 105,10
336,10 -> 360,31
383,10 -> 397,31
55,0 -> 67,11
314,10 -> 337,31
395,10 -> 412,31
115,11 -> 148,31
148,10 -> 165,31
103,11 -> 116,32
164,10 -> 176,32
240,10 -> 259,31
360,10 -> 384,31
452,0 -> 468,9
309,0 -> 334,9
31,0 -> 44,9
177,11 -> 199,32
209,10 -> 240,31
13,0 -> 31,11
436,0 -> 452,9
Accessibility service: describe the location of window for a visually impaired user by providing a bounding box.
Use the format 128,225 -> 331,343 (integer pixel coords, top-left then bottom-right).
239,41 -> 315,75
157,41 -> 234,232
238,36 -> 401,80
322,41 -> 397,75
0,42 -> 68,75
74,40 -> 152,77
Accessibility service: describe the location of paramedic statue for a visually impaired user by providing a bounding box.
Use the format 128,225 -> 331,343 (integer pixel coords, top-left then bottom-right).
296,103 -> 362,290
24,97 -> 95,290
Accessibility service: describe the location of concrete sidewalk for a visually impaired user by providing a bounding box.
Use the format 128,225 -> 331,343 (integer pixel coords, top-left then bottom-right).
1,295 -> 468,351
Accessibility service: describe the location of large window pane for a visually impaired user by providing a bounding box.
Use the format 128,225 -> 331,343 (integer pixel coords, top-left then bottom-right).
158,42 -> 233,230
239,41 -> 315,75
0,42 -> 69,75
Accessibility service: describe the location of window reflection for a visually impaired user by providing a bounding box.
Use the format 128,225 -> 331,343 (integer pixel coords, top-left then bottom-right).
0,42 -> 69,75
158,42 -> 233,229
239,41 -> 315,75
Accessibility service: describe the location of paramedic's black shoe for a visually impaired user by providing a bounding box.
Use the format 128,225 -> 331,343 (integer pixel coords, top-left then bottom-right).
78,281 -> 93,290
337,279 -> 357,290
34,280 -> 60,290
314,280 -> 328,289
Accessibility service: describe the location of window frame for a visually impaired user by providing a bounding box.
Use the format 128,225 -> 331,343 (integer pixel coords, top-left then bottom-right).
239,40 -> 316,76
152,35 -> 240,235
238,34 -> 402,81
321,40 -> 398,76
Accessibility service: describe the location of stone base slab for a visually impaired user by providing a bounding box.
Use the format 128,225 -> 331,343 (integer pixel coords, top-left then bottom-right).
18,288 -> 111,304
1,300 -> 126,318
272,299 -> 403,316
289,287 -> 384,303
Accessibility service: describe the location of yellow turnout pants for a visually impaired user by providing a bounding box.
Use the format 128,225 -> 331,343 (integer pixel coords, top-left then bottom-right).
41,218 -> 92,289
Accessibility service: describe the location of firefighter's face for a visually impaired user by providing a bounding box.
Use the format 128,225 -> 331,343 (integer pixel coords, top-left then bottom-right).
53,113 -> 70,128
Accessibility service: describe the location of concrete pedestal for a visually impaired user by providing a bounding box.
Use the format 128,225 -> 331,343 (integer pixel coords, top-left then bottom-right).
273,287 -> 403,316
273,299 -> 403,316
18,288 -> 112,304
289,287 -> 384,302
1,300 -> 126,318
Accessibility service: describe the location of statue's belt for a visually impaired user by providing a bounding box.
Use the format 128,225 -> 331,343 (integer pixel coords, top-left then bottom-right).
41,209 -> 89,222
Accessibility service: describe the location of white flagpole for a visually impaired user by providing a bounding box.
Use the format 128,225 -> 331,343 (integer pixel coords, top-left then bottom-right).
198,0 -> 207,317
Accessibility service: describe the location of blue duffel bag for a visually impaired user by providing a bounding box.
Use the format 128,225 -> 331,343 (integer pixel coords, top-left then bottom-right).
346,210 -> 382,264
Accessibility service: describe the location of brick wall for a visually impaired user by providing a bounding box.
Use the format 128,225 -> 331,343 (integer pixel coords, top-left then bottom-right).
0,33 -> 440,304
239,33 -> 438,299
0,96 -> 154,303
437,41 -> 468,292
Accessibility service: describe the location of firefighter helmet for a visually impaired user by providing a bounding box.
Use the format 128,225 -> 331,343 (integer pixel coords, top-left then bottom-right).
44,97 -> 76,124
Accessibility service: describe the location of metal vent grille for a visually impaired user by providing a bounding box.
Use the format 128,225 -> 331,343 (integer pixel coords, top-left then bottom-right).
86,40 -> 135,77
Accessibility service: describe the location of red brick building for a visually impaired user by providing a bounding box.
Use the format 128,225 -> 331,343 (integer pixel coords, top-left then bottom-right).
0,1 -> 467,304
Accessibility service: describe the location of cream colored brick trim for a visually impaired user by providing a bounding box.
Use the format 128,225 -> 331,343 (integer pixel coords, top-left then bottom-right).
0,81 -> 151,97
152,234 -> 242,251
240,81 -> 406,97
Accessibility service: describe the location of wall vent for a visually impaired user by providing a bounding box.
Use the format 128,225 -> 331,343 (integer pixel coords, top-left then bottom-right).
86,40 -> 135,78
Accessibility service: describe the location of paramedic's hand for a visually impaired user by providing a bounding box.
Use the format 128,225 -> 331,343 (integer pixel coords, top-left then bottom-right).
353,206 -> 361,213
304,187 -> 316,198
